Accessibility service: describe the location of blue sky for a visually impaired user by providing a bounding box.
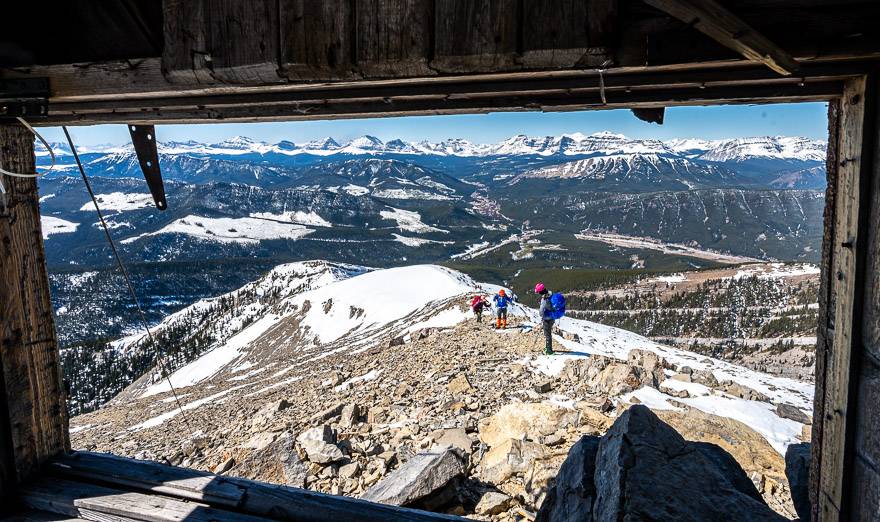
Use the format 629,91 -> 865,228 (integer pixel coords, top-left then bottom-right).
42,102 -> 828,147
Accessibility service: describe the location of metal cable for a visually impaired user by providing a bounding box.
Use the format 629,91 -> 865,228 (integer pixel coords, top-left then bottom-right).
61,126 -> 192,428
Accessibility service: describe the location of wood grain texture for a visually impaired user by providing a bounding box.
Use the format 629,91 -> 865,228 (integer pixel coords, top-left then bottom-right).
817,76 -> 868,521
810,97 -> 839,522
0,125 -> 69,487
20,477 -> 267,522
279,0 -> 357,80
356,0 -> 433,77
521,0 -> 588,68
162,0 -> 283,84
642,0 -> 800,75
433,0 -> 519,72
850,456 -> 880,522
48,452 -> 245,508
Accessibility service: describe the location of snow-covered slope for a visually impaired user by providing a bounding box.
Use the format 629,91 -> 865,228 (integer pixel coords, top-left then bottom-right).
117,263 -> 812,453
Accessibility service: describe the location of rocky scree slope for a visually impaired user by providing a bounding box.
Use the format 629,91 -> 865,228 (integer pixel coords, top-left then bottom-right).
71,264 -> 813,519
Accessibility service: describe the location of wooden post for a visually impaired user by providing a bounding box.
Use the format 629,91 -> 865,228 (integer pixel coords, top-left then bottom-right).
812,74 -> 878,521
0,124 -> 69,501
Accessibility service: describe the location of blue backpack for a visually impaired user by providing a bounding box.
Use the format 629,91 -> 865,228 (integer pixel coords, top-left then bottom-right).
549,292 -> 566,320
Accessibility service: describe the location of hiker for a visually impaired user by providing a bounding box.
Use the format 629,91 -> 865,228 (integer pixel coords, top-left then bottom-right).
470,294 -> 489,323
493,289 -> 513,329
536,283 -> 555,355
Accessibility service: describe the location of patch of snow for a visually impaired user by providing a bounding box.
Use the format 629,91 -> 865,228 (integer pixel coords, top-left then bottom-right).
380,207 -> 447,234
41,216 -> 79,239
121,215 -> 314,245
78,192 -> 154,212
250,210 -> 332,227
335,369 -> 381,392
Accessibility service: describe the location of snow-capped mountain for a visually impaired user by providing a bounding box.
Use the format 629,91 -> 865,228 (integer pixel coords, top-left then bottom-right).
512,153 -> 744,191
39,133 -> 825,162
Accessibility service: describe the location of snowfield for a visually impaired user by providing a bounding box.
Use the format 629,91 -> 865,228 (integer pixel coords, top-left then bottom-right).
78,192 -> 154,212
249,210 -> 332,227
41,216 -> 79,238
120,215 -> 315,244
123,263 -> 813,454
380,207 -> 447,234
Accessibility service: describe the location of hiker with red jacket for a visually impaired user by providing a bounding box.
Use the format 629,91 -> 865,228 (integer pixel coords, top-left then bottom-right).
470,294 -> 489,323
493,289 -> 514,329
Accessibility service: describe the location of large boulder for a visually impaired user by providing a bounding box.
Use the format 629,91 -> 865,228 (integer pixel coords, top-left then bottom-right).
478,402 -> 579,447
361,448 -> 466,507
785,443 -> 811,520
536,435 -> 600,522
480,438 -> 548,484
593,405 -> 787,521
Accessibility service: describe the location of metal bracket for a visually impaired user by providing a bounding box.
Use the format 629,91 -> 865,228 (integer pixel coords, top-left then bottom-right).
127,124 -> 167,210
0,78 -> 49,121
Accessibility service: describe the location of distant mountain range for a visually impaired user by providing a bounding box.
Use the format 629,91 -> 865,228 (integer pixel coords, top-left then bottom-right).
40,132 -> 825,162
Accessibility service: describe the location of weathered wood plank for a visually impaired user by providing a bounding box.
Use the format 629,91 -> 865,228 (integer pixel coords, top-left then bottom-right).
162,0 -> 282,84
817,75 -> 869,521
50,452 -> 465,521
356,0 -> 433,78
20,478 -> 266,522
49,452 -> 245,508
521,0 -> 587,68
279,0 -> 356,80
0,125 -> 69,487
642,0 -> 800,75
48,62 -> 860,116
433,0 -> 519,72
810,96 -> 840,522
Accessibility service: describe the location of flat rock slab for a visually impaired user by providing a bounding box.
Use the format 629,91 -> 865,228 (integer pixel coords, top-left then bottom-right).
361,449 -> 466,507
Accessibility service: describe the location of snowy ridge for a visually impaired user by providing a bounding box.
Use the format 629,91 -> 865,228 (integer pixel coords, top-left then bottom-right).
122,263 -> 812,453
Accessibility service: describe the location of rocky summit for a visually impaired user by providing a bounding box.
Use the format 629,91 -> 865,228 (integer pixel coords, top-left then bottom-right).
71,263 -> 814,520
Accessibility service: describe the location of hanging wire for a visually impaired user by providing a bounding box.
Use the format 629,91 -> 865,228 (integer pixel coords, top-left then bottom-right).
61,126 -> 192,428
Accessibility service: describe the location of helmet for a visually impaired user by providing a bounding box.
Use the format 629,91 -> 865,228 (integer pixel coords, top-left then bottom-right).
535,283 -> 545,294
499,289 -> 506,296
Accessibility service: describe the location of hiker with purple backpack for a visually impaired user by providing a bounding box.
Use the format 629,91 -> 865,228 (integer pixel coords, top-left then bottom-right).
535,282 -> 566,355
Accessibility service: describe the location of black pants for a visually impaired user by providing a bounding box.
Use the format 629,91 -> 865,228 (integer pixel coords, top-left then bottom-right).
543,319 -> 554,353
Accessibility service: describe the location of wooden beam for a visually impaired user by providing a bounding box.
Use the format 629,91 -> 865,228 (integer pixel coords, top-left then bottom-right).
32,79 -> 845,126
0,124 -> 69,490
642,0 -> 800,75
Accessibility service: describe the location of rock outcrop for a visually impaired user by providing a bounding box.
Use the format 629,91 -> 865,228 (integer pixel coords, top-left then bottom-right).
540,405 -> 787,522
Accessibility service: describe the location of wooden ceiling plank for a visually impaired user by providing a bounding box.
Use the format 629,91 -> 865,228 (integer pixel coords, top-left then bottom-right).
642,0 -> 800,75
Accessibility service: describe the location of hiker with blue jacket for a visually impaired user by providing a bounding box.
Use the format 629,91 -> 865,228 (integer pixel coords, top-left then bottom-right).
493,289 -> 513,329
535,283 -> 555,355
